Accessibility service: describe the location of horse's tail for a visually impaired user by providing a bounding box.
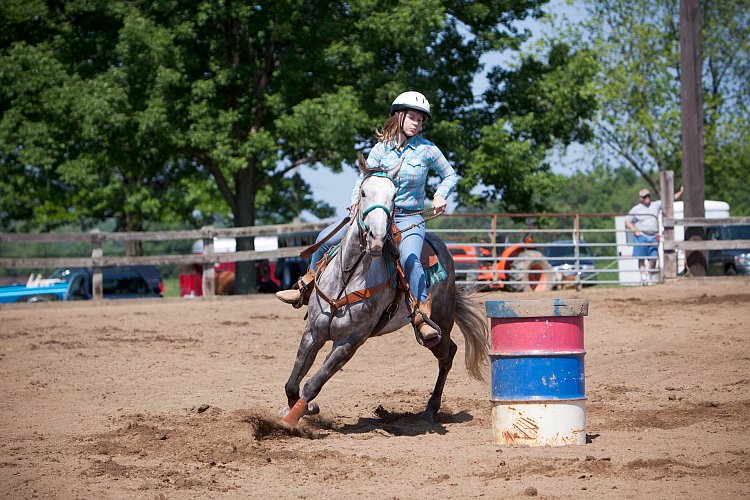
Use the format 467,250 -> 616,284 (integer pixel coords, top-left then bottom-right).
454,285 -> 489,382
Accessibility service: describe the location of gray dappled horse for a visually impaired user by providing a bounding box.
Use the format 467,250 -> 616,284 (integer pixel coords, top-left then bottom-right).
280,155 -> 489,427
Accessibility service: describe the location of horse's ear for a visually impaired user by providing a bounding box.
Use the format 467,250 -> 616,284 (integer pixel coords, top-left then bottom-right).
357,153 -> 368,174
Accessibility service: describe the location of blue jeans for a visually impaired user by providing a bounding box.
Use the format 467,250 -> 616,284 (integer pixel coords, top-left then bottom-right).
309,213 -> 428,302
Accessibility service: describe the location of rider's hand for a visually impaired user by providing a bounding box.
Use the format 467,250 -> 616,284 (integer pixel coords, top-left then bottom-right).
432,196 -> 447,215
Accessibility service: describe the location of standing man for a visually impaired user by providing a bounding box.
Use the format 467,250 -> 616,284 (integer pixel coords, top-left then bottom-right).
625,186 -> 683,284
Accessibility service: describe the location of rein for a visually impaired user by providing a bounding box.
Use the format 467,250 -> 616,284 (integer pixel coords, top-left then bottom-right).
390,208 -> 444,236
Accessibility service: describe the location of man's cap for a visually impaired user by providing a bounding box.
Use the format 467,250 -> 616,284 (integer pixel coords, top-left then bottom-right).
639,188 -> 651,198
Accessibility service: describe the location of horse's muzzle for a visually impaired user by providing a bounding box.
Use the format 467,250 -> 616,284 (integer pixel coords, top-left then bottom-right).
367,234 -> 385,256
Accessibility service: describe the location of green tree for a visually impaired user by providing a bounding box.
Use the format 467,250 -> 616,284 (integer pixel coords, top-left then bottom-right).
1,0 -> 600,292
144,0 -> 553,292
701,1 -> 750,215
0,2 -> 219,246
464,42 -> 597,212
0,1 -> 332,241
569,0 -> 749,212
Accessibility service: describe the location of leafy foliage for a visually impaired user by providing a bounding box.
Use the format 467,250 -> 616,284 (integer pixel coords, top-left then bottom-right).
1,0 -> 602,291
464,42 -> 597,212
565,0 -> 750,214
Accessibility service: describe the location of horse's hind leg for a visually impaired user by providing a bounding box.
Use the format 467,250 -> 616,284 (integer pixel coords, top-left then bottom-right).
422,333 -> 457,420
284,324 -> 326,409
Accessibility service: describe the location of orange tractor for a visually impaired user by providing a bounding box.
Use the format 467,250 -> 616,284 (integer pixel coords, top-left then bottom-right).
447,236 -> 554,292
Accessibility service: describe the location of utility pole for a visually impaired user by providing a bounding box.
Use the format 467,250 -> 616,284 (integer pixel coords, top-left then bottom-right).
680,0 -> 707,275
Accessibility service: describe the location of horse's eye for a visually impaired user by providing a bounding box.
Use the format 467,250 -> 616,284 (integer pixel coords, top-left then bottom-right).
361,190 -> 365,198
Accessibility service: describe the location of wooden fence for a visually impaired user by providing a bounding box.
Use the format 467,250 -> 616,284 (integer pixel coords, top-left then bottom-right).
657,170 -> 750,278
661,216 -> 750,277
0,221 -> 330,300
3,210 -> 749,300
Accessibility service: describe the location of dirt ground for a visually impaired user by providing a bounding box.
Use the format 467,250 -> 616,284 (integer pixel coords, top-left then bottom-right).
1,277 -> 749,499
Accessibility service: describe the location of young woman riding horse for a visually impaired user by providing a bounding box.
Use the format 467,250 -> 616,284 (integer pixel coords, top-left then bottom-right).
278,149 -> 488,428
276,91 -> 458,342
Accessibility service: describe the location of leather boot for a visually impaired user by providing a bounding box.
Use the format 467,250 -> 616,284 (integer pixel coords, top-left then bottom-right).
275,269 -> 315,307
411,293 -> 439,341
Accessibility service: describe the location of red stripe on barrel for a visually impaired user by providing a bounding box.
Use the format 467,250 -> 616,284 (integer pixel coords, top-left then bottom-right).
491,316 -> 584,354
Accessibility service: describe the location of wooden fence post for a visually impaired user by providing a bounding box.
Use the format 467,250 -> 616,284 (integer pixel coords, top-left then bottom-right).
491,214 -> 498,283
660,170 -> 676,279
574,214 -> 582,291
90,229 -> 103,301
201,226 -> 216,298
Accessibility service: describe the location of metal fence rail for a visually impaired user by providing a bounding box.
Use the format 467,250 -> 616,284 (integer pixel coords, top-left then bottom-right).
429,212 -> 659,290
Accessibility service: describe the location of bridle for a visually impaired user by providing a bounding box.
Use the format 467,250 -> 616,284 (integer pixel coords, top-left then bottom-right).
312,169 -> 399,322
355,170 -> 397,249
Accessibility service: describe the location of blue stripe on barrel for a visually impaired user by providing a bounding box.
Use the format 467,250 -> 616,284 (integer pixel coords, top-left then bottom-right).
490,353 -> 586,401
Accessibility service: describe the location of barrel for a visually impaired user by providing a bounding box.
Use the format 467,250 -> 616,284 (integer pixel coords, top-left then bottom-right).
486,299 -> 589,446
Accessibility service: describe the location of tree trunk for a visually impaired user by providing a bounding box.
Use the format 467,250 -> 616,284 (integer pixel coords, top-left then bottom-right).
124,213 -> 143,257
233,167 -> 257,295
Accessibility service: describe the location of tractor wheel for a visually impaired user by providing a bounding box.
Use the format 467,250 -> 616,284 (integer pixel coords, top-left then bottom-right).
505,250 -> 554,292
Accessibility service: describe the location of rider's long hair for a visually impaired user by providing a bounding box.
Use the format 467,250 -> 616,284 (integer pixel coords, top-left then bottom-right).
375,111 -> 422,145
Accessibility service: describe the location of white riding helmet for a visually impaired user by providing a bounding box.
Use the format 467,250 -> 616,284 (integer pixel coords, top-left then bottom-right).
390,91 -> 431,119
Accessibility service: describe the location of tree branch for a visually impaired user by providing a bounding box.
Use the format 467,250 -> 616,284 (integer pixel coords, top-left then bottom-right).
597,122 -> 656,189
184,148 -> 238,215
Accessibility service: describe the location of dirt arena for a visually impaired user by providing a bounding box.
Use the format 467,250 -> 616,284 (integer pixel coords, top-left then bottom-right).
1,277 -> 749,498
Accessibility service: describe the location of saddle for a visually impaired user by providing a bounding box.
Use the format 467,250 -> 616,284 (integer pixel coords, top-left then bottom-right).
421,240 -> 439,269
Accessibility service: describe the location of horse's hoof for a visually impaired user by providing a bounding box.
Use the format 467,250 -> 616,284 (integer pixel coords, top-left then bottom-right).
306,402 -> 320,416
421,336 -> 442,350
280,399 -> 310,427
420,408 -> 437,421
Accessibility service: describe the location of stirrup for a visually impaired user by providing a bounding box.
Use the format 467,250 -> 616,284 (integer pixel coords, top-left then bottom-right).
413,313 -> 441,345
294,270 -> 316,308
410,296 -> 442,347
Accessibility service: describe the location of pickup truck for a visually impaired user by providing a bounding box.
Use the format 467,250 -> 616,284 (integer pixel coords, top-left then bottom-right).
0,266 -> 164,303
705,224 -> 750,276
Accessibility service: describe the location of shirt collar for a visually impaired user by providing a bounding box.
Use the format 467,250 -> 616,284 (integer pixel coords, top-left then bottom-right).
386,136 -> 418,153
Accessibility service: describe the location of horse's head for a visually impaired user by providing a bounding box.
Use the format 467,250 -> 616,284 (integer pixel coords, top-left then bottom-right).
356,154 -> 399,257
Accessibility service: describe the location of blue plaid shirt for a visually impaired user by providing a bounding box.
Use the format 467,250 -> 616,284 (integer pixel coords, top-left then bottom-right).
350,136 -> 459,211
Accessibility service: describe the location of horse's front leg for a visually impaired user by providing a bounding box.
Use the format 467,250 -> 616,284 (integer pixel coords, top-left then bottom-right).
282,324 -> 326,415
282,333 -> 367,427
